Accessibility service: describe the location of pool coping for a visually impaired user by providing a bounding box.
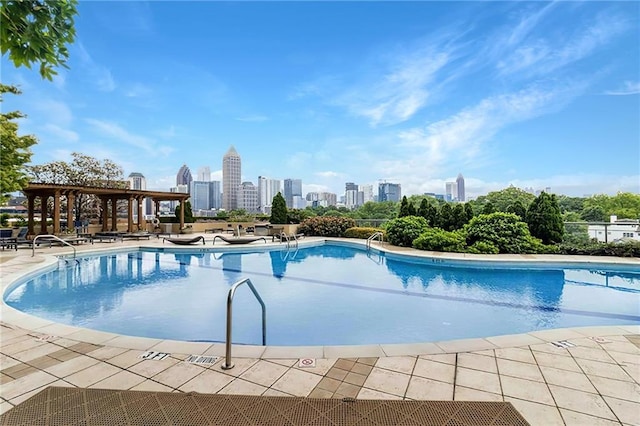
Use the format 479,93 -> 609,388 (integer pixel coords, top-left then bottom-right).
1,237 -> 639,359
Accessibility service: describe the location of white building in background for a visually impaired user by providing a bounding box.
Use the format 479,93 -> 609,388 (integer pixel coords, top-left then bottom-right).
197,166 -> 211,182
169,184 -> 189,211
345,189 -> 358,209
445,182 -> 457,202
238,181 -> 259,213
223,146 -> 241,211
128,172 -> 148,218
284,178 -> 302,208
588,216 -> 640,243
456,173 -> 465,202
291,196 -> 307,209
306,192 -> 337,207
258,176 -> 282,213
359,184 -> 374,204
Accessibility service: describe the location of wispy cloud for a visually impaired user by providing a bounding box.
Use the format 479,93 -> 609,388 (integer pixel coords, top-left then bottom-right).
336,44 -> 455,126
604,81 -> 640,96
375,81 -> 588,194
235,115 -> 268,122
42,124 -> 79,143
315,171 -> 343,178
497,11 -> 631,76
76,42 -> 116,92
124,83 -> 152,98
85,119 -> 174,156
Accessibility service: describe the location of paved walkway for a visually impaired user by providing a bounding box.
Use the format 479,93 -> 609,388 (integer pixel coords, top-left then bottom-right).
1,236 -> 639,425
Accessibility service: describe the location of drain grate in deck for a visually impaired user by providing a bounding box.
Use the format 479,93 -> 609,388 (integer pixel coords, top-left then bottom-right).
0,386 -> 530,425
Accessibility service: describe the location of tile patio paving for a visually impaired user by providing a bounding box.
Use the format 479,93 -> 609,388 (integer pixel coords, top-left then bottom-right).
1,238 -> 639,425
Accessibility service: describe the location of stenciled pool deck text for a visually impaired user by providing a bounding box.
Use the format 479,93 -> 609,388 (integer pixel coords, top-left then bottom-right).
1,236 -> 639,426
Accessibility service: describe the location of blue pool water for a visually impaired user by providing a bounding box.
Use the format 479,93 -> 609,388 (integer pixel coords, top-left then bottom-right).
4,243 -> 640,346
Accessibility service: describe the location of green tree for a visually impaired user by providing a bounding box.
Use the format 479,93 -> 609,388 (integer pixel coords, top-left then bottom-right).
452,204 -> 468,230
464,203 -> 474,223
398,196 -> 413,217
1,0 -> 78,80
175,200 -> 194,223
481,186 -> 536,212
580,205 -> 607,222
413,228 -> 466,253
557,195 -> 585,214
28,152 -> 125,221
482,202 -> 495,215
270,192 -> 287,224
583,193 -> 640,220
351,201 -> 398,219
0,85 -> 37,199
506,201 -> 527,220
526,192 -> 564,244
439,203 -> 454,231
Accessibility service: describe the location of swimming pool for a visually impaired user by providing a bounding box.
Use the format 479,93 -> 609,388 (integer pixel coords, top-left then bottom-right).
4,242 -> 640,346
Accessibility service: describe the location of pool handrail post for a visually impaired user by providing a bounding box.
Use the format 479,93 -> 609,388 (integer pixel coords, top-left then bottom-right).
366,232 -> 384,250
221,278 -> 267,370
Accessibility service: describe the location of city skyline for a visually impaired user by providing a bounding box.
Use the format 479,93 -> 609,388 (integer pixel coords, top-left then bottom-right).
2,2 -> 638,198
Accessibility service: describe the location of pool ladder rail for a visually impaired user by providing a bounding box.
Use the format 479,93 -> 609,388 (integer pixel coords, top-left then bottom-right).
32,235 -> 76,259
222,278 -> 267,370
366,232 -> 384,250
280,232 -> 299,250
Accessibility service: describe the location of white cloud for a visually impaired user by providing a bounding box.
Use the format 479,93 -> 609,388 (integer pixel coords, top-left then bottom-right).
497,11 -> 630,76
42,124 -> 79,143
124,83 -> 152,98
315,171 -> 343,178
303,183 -> 332,194
35,99 -> 73,126
85,119 -> 173,157
604,81 -> 640,96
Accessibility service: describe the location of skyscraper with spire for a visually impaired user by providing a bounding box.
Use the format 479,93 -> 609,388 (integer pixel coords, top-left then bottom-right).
456,173 -> 466,202
176,164 -> 193,187
222,145 -> 241,211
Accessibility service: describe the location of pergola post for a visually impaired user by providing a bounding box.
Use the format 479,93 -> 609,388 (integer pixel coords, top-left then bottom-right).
137,196 -> 144,231
66,192 -> 75,231
110,197 -> 117,231
179,200 -> 185,229
53,190 -> 61,235
27,195 -> 35,236
127,196 -> 134,232
40,195 -> 49,234
101,197 -> 109,232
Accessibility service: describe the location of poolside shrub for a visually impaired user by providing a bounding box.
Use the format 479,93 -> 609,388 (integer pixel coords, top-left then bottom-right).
297,216 -> 356,237
413,228 -> 466,252
466,241 -> 500,254
384,216 -> 429,247
464,212 -> 541,254
558,241 -> 640,257
343,227 -> 385,239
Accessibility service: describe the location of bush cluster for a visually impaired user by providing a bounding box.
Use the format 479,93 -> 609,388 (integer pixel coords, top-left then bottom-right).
558,241 -> 640,257
384,216 -> 429,247
343,227 -> 385,239
297,216 -> 356,237
413,228 -> 466,253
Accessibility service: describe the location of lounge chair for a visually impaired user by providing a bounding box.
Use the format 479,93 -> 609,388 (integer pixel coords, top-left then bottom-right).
212,235 -> 267,245
14,227 -> 33,248
122,232 -> 151,240
163,236 -> 206,245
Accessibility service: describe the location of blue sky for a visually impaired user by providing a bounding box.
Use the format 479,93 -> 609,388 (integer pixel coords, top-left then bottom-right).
3,1 -> 639,198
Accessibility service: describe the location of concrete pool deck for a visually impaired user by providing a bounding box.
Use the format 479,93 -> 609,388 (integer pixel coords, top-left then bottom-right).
1,236 -> 639,425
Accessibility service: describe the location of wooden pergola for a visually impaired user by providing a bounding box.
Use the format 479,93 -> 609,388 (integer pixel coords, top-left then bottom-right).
22,183 -> 190,236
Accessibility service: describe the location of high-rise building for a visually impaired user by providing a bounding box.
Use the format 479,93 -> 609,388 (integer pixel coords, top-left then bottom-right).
456,173 -> 465,202
169,184 -> 189,211
222,146 -> 241,211
197,166 -> 211,182
176,164 -> 193,188
306,192 -> 337,207
190,181 -> 213,211
238,181 -> 259,213
210,181 -> 222,209
345,182 -> 358,192
283,178 -> 302,208
128,172 -> 148,218
258,176 -> 282,213
345,189 -> 359,209
378,182 -> 401,202
359,184 -> 374,204
445,182 -> 457,202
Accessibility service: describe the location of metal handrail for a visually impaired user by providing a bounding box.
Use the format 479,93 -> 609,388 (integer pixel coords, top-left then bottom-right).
32,235 -> 77,258
289,233 -> 299,249
366,232 -> 384,249
221,278 -> 266,370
